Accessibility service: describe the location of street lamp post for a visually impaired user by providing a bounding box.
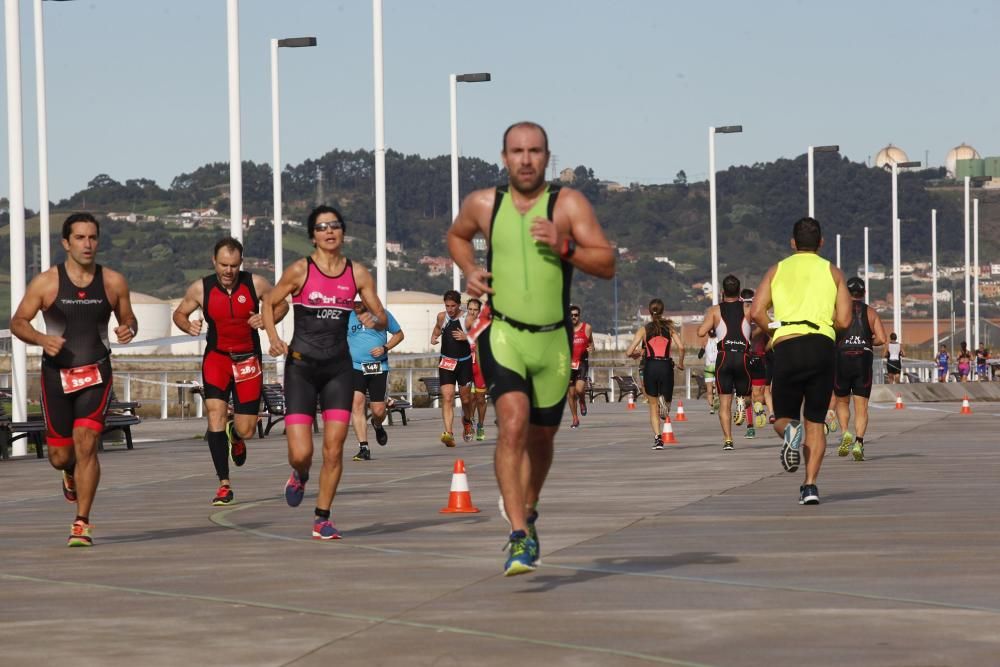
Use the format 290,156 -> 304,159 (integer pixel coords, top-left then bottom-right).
372,0 -> 387,305
891,160 -> 921,340
226,0 -> 242,241
931,209 -> 938,356
708,125 -> 742,304
270,36 -> 316,375
963,176 -> 971,350
864,226 -> 869,296
807,144 -> 839,218
450,72 -> 491,292
836,233 -> 841,269
974,198 -> 980,356
6,0 -> 28,439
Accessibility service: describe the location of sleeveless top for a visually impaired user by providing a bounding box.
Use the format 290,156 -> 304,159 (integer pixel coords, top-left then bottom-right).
202,271 -> 260,355
887,342 -> 902,361
571,322 -> 590,363
488,185 -> 570,327
440,314 -> 472,360
771,253 -> 837,343
42,263 -> 113,368
937,351 -> 948,368
704,334 -> 719,365
716,301 -> 750,353
836,300 -> 873,354
644,320 -> 672,361
289,257 -> 357,361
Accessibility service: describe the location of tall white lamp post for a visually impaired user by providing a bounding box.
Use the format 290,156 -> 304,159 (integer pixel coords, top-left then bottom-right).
890,160 -> 921,340
931,209 -> 938,356
372,0 -> 387,304
807,144 -> 839,218
449,72 -> 491,292
974,198 -> 980,355
708,125 -> 742,304
226,0 -> 243,241
863,226 -> 870,297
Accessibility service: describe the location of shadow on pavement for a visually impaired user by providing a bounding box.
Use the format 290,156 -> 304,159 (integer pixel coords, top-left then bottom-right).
520,551 -> 738,593
349,515 -> 489,537
101,522 -> 270,544
822,487 -> 912,502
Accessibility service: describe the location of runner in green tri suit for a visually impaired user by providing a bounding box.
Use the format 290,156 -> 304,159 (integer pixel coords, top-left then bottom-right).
448,121 -> 615,576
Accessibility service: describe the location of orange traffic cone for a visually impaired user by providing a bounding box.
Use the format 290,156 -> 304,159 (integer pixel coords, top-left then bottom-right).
661,415 -> 678,444
627,393 -> 636,410
961,395 -> 972,414
894,393 -> 904,410
674,400 -> 688,422
440,459 -> 480,513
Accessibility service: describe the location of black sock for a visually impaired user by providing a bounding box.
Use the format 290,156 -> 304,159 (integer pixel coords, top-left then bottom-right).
856,436 -> 864,445
315,508 -> 331,520
207,430 -> 230,481
75,515 -> 89,524
65,462 -> 76,476
359,441 -> 369,448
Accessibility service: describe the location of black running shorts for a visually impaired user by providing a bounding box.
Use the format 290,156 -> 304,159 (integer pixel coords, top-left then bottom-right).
642,359 -> 674,398
834,350 -> 873,399
439,357 -> 474,388
771,334 -> 835,423
716,349 -> 751,396
40,357 -> 114,447
352,369 -> 389,403
284,353 -> 353,425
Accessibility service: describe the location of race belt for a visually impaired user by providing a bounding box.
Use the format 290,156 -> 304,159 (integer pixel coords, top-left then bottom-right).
491,306 -> 564,333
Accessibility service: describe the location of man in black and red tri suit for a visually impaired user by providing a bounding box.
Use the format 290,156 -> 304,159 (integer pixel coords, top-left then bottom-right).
11,212 -> 138,547
173,237 -> 287,506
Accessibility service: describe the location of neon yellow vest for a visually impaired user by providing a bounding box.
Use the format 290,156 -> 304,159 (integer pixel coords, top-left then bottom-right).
771,252 -> 836,343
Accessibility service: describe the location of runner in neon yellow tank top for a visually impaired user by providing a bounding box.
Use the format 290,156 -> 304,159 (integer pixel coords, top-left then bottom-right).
448,121 -> 615,576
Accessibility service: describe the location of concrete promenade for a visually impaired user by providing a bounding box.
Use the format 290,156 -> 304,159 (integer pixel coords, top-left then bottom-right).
1,397 -> 998,666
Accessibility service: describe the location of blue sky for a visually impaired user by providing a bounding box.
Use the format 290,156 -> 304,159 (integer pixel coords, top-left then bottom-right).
2,0 -> 999,206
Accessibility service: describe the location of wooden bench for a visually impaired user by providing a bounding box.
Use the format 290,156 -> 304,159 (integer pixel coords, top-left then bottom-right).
365,394 -> 412,426
612,375 -> 640,402
260,383 -> 288,436
419,376 -> 442,406
585,377 -> 610,403
0,401 -> 140,459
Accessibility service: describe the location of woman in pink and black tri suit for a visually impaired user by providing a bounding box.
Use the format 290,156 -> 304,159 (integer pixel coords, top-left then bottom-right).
262,205 -> 388,540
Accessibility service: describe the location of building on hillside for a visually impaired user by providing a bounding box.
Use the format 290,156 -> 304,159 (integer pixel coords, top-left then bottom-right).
946,143 -> 981,177
386,241 -> 403,254
654,256 -> 677,268
874,144 -> 910,169
418,256 -> 452,277
558,168 -> 576,183
979,281 -> 1000,299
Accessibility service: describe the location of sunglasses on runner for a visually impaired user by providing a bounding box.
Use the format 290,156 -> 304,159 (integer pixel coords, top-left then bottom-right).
570,313 -> 580,318
314,221 -> 343,232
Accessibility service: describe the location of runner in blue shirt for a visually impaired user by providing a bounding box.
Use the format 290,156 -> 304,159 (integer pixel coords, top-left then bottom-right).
348,295 -> 404,461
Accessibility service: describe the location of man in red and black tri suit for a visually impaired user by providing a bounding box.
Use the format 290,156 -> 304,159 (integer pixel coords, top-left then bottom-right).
173,237 -> 287,506
566,304 -> 594,429
11,213 -> 138,547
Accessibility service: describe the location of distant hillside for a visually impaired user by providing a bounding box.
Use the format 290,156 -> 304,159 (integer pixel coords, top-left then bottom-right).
3,149 -> 999,333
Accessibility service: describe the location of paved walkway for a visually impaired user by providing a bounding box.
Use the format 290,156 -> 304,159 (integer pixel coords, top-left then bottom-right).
1,398 -> 997,666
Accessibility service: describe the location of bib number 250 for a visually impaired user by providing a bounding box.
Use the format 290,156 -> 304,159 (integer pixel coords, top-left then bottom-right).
60,363 -> 103,394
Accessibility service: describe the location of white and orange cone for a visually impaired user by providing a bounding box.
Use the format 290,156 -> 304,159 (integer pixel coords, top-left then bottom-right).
627,393 -> 636,410
961,395 -> 972,415
674,400 -> 688,422
894,393 -> 905,410
661,415 -> 677,444
440,459 -> 480,513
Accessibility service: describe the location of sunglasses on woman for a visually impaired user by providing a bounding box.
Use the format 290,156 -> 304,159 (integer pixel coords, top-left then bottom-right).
314,221 -> 343,232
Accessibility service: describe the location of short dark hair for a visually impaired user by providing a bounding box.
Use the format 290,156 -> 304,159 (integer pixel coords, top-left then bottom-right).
890,333 -> 898,341
307,205 -> 346,238
502,121 -> 549,153
569,304 -> 581,314
62,212 -> 99,240
213,236 -> 244,258
467,298 -> 481,308
443,289 -> 461,304
740,288 -> 755,301
722,274 -> 741,298
793,217 -> 822,251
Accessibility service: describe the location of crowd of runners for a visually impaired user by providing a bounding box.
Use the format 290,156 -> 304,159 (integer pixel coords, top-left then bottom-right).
11,121 -> 928,576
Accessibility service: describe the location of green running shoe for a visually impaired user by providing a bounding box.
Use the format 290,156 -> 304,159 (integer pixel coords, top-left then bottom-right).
838,432 -> 854,457
852,440 -> 865,461
503,531 -> 539,577
476,423 -> 486,441
744,426 -> 756,439
825,409 -> 839,434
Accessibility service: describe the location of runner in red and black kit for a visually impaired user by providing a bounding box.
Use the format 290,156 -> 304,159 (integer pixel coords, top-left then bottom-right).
626,299 -> 685,449
11,213 -> 138,547
566,305 -> 593,429
697,275 -> 751,450
173,237 -> 286,506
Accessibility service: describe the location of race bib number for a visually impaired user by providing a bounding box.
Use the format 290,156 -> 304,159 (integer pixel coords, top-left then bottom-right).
60,363 -> 103,394
439,356 -> 458,371
571,360 -> 581,370
232,356 -> 262,383
362,361 -> 382,375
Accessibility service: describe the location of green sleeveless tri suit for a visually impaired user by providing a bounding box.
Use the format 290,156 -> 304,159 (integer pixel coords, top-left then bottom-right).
477,184 -> 572,426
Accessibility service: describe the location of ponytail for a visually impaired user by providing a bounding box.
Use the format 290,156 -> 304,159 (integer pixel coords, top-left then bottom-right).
648,299 -> 667,338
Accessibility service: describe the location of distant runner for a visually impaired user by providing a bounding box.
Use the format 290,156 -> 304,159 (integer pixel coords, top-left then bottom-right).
936,343 -> 949,382
465,298 -> 489,440
566,304 -> 594,429
626,299 -> 684,449
431,290 -> 475,446
699,328 -> 720,414
886,334 -> 903,383
975,343 -> 989,381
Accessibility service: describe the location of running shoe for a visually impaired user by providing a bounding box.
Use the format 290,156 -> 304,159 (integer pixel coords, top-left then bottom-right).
712,396 -> 721,412
212,484 -> 234,506
352,445 -> 371,462
226,420 -> 247,467
372,417 -> 388,446
284,469 -> 306,507
745,426 -> 756,439
67,520 -> 93,547
61,471 -> 77,504
780,420 -> 802,473
579,396 -> 587,417
503,530 -> 539,577
570,418 -> 580,429
734,396 -> 746,425
852,440 -> 865,461
527,509 -> 540,559
825,409 -> 839,434
312,518 -> 342,540
440,431 -> 456,447
709,406 -> 716,415
476,423 -> 486,441
768,415 -> 776,424
799,484 -> 820,505
753,402 -> 767,428
838,432 -> 854,457
462,418 -> 474,442
652,435 -> 664,450
723,439 -> 734,451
